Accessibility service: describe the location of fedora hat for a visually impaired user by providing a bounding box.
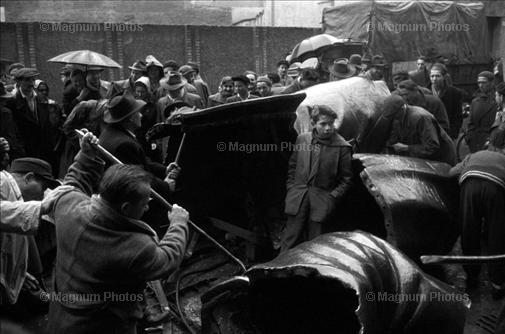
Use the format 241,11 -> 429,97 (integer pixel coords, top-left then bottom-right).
104,92 -> 146,124
349,54 -> 363,69
331,58 -> 356,79
178,65 -> 196,77
128,60 -> 147,72
14,68 -> 40,80
11,157 -> 60,189
161,72 -> 187,91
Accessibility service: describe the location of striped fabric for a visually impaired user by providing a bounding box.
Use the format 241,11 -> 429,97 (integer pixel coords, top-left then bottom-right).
460,170 -> 505,190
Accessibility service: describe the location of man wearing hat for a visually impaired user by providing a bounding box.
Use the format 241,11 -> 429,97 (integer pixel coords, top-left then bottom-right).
466,71 -> 497,152
428,63 -> 464,139
349,54 -> 363,74
330,58 -> 356,81
382,94 -> 456,165
4,63 -> 24,94
107,60 -> 147,98
208,76 -> 235,107
60,65 -> 73,88
281,68 -> 319,95
6,68 -> 59,171
157,72 -> 203,120
396,79 -> 450,134
277,60 -> 294,87
361,55 -> 386,81
0,155 -> 59,309
99,92 -> 181,219
256,76 -> 273,97
226,75 -> 259,103
0,82 -> 24,160
180,64 -> 209,107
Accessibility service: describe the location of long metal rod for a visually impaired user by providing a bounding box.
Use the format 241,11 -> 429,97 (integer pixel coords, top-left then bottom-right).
421,254 -> 505,265
173,132 -> 186,165
75,129 -> 247,273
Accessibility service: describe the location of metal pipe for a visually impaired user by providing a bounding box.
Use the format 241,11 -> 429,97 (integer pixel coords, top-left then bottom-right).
421,254 -> 505,265
75,129 -> 247,273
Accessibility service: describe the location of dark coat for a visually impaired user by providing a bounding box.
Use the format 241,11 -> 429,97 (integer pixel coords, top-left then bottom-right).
156,91 -> 204,120
48,151 -> 188,334
467,91 -> 497,152
409,69 -> 430,87
0,105 -> 25,159
386,106 -> 456,165
285,131 -> 353,223
421,94 -> 450,134
193,79 -> 210,108
6,91 -> 58,168
429,84 -> 463,138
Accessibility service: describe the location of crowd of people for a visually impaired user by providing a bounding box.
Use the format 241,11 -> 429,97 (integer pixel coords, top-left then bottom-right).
0,52 -> 504,332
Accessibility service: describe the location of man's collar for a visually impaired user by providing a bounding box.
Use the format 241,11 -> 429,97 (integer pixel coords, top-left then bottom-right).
19,89 -> 36,99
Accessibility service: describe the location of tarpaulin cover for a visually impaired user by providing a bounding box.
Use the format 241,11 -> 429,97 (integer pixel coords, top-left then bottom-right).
322,1 -> 490,63
201,231 -> 469,333
355,153 -> 460,260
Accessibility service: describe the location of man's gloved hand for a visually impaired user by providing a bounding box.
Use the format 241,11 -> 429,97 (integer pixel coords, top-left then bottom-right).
164,177 -> 176,192
41,185 -> 75,215
146,123 -> 171,142
166,162 -> 181,179
167,204 -> 189,227
78,128 -> 99,157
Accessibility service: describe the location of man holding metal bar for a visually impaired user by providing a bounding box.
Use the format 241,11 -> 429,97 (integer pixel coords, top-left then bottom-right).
46,130 -> 190,333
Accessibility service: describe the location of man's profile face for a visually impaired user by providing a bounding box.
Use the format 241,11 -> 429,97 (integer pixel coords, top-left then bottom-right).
86,70 -> 101,90
430,69 -> 445,87
368,66 -> 383,80
256,82 -> 271,97
312,115 -> 335,138
417,59 -> 425,70
477,77 -> 493,94
123,183 -> 151,220
495,92 -> 504,106
19,173 -> 47,201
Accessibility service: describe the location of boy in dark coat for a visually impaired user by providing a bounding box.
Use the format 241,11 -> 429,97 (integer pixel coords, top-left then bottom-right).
280,105 -> 352,252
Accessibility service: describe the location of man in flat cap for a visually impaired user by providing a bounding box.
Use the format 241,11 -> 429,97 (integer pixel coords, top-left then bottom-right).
361,55 -> 386,81
107,60 -> 147,98
3,63 -> 24,94
6,68 -> 59,171
466,71 -> 498,152
226,75 -> 259,103
0,154 -> 59,311
256,76 -> 273,97
277,60 -> 294,87
180,64 -> 209,107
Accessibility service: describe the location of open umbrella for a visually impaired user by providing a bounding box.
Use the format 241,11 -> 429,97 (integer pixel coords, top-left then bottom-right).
48,50 -> 121,69
289,34 -> 349,64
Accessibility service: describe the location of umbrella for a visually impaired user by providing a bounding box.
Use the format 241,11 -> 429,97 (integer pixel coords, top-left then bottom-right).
288,34 -> 349,64
48,50 -> 121,69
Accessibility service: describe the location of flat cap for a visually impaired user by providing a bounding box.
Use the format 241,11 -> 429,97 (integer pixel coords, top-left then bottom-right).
256,76 -> 272,86
477,71 -> 494,82
179,65 -> 196,76
231,75 -> 250,85
10,157 -> 60,189
398,79 -> 418,91
14,68 -> 40,79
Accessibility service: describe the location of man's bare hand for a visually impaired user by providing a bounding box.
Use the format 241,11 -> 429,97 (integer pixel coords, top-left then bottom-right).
79,128 -> 99,156
41,185 -> 75,215
168,204 -> 189,226
166,162 -> 181,179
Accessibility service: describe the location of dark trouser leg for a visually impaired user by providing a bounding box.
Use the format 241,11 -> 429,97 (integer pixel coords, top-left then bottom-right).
307,221 -> 322,241
280,194 -> 310,253
460,178 -> 483,281
482,181 -> 505,286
